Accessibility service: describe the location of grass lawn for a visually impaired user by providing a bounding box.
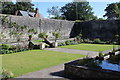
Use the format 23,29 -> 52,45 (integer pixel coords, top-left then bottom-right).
33,40 -> 43,43
60,43 -> 119,52
2,50 -> 85,77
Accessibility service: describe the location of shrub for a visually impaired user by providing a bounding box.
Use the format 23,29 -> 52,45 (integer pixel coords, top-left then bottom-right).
2,69 -> 14,79
99,52 -> 104,57
76,33 -> 83,43
9,45 -> 17,51
112,42 -> 118,45
2,44 -> 9,50
0,50 -> 9,54
105,41 -> 111,44
58,42 -> 66,46
52,32 -> 61,42
93,38 -> 102,44
9,45 -> 27,53
38,32 -> 46,39
83,39 -> 92,43
65,40 -> 73,45
71,41 -> 78,45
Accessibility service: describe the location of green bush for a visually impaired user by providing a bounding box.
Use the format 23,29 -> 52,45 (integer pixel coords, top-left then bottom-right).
99,52 -> 104,57
112,42 -> 118,45
71,41 -> 78,45
9,45 -> 16,51
0,44 -> 30,54
83,39 -> 92,43
105,41 -> 111,44
58,42 -> 66,46
52,32 -> 61,42
65,40 -> 73,45
0,50 -> 9,54
2,69 -> 14,79
2,44 -> 9,50
93,38 -> 102,44
38,32 -> 46,39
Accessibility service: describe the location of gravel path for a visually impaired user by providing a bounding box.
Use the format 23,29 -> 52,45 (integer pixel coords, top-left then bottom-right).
45,48 -> 99,58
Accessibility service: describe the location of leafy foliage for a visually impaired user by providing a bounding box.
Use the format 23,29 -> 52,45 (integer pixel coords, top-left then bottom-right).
38,32 -> 46,39
60,2 -> 97,21
2,68 -> 14,79
52,32 -> 61,42
15,2 -> 35,12
2,1 -> 35,15
104,2 -> 120,19
47,6 -> 62,19
2,2 -> 15,15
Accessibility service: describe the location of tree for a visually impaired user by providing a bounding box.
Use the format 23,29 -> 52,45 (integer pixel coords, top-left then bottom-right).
104,2 -> 120,19
97,18 -> 105,20
15,1 -> 35,12
47,6 -> 62,19
2,2 -> 15,15
2,1 -> 35,15
60,2 -> 97,21
114,3 -> 120,19
1,15 -> 8,25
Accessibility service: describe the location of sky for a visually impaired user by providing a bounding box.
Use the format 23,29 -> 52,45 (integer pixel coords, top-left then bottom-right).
33,2 -> 110,19
11,0 -> 120,19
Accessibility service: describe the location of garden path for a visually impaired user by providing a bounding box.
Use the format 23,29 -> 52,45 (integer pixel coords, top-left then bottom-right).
17,64 -> 66,78
45,48 -> 99,57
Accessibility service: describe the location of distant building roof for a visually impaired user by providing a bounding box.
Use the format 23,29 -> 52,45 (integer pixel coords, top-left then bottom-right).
15,8 -> 42,18
18,10 -> 35,17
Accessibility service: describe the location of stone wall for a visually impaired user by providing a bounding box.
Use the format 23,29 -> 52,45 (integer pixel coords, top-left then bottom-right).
70,20 -> 120,40
9,15 -> 75,38
0,14 -> 120,41
64,59 -> 120,78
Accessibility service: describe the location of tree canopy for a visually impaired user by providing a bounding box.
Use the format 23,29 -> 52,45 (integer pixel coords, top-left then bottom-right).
2,1 -> 35,15
2,2 -> 15,15
15,2 -> 35,12
60,2 -> 97,21
104,2 -> 120,19
47,6 -> 63,19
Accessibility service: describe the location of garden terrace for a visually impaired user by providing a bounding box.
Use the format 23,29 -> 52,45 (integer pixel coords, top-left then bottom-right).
2,50 -> 85,77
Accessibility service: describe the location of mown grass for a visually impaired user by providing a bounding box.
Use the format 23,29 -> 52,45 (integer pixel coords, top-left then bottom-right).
2,50 -> 85,77
33,40 -> 43,43
60,43 -> 119,52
